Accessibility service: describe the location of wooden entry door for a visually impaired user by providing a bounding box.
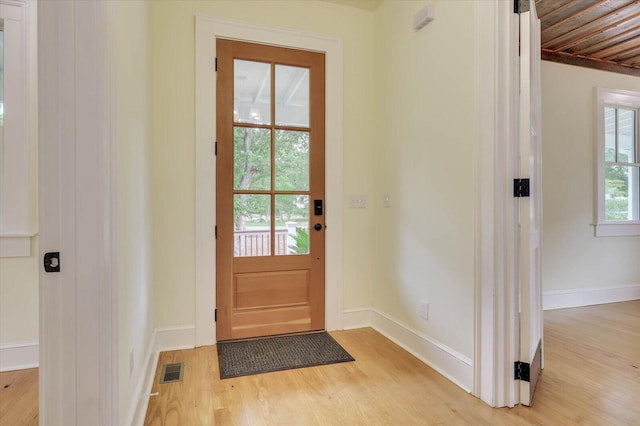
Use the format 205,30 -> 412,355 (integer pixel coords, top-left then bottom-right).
216,39 -> 326,341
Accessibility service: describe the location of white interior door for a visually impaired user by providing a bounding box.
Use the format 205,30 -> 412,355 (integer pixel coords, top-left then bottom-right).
517,0 -> 543,406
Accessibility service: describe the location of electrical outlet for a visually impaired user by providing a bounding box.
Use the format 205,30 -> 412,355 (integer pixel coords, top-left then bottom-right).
420,301 -> 429,320
129,348 -> 135,378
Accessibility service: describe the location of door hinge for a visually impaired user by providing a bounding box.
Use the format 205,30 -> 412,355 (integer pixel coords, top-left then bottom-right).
215,141 -> 218,156
514,0 -> 529,14
514,178 -> 530,197
215,225 -> 218,239
215,57 -> 218,72
514,361 -> 531,382
214,308 -> 217,322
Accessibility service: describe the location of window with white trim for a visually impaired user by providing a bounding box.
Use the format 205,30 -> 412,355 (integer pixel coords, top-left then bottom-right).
595,88 -> 640,237
0,0 -> 33,257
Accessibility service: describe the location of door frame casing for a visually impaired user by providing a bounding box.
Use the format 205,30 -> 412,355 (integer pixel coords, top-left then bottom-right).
473,0 -> 521,408
38,0 -> 117,423
195,16 -> 344,346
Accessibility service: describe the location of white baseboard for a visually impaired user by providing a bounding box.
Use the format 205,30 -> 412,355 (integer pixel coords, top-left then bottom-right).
543,284 -> 640,310
127,314 -> 475,425
125,330 -> 158,426
153,325 -> 196,352
343,308 -> 372,330
128,325 -> 196,426
344,308 -> 473,393
0,340 -> 39,372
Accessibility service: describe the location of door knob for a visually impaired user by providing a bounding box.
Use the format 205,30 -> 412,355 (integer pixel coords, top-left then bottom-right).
313,223 -> 323,231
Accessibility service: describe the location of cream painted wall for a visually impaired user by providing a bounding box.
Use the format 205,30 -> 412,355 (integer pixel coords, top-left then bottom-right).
0,1 -> 39,346
372,0 -> 475,358
149,0 -> 376,326
115,1 -> 153,423
541,61 -> 640,293
0,240 -> 38,344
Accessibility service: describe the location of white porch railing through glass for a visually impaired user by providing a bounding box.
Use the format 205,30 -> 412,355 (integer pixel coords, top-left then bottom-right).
234,222 -> 306,257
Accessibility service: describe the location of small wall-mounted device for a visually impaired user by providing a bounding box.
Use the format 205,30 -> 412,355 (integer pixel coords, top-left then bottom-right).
413,4 -> 435,31
44,252 -> 60,273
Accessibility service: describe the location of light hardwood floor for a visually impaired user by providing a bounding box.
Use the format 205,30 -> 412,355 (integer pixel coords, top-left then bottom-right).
1,301 -> 638,425
0,367 -> 38,426
145,300 -> 640,425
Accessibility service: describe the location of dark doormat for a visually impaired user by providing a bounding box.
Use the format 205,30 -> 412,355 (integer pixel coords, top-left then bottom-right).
217,331 -> 355,379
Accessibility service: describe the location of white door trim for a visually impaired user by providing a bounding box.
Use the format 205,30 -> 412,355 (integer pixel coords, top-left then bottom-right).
38,1 -> 117,424
195,16 -> 344,346
473,0 -> 520,408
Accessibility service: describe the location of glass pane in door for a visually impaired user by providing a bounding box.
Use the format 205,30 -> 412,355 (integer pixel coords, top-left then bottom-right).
234,194 -> 271,257
234,127 -> 271,190
275,64 -> 309,127
234,59 -> 271,125
275,130 -> 309,191
275,194 -> 309,255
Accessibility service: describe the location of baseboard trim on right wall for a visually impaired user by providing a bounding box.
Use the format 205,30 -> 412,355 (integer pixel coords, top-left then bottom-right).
343,307 -> 473,392
543,284 -> 640,310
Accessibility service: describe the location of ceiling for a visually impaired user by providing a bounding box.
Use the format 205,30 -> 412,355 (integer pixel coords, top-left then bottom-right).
536,0 -> 640,77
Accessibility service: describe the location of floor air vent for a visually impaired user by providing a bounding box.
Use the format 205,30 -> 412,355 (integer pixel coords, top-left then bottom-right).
159,362 -> 184,384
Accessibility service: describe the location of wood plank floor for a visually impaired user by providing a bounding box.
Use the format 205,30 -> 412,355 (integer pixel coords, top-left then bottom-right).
0,367 -> 38,426
144,300 -> 640,426
1,301 -> 638,425
533,300 -> 640,425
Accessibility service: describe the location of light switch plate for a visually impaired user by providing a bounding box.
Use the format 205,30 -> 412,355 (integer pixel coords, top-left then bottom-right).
349,194 -> 367,208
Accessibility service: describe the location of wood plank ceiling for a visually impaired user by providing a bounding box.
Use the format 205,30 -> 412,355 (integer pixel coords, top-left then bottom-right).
535,0 -> 640,77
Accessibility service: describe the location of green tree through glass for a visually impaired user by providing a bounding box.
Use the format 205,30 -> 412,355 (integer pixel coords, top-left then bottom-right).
233,128 -> 310,229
